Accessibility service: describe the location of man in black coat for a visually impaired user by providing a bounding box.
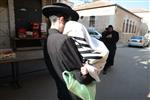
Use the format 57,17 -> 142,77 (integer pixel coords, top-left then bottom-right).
101,25 -> 119,74
42,3 -> 93,100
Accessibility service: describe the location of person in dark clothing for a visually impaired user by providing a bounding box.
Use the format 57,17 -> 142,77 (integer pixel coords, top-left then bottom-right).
101,25 -> 119,74
42,3 -> 94,100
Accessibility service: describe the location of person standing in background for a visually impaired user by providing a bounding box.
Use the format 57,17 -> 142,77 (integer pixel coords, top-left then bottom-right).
101,25 -> 119,74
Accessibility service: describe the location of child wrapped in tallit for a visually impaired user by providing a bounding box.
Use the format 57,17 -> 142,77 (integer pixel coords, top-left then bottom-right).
63,21 -> 109,82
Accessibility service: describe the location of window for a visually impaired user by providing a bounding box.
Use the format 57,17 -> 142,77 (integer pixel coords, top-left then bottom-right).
129,20 -> 132,33
14,0 -> 42,49
132,22 -> 134,33
89,31 -> 98,35
122,20 -> 125,32
134,26 -> 136,33
89,16 -> 95,27
126,19 -> 129,32
131,36 -> 142,39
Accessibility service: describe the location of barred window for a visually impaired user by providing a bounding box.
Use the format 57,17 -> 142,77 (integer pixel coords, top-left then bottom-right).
132,22 -> 134,33
129,20 -> 132,33
89,16 -> 95,27
126,19 -> 129,32
122,20 -> 125,32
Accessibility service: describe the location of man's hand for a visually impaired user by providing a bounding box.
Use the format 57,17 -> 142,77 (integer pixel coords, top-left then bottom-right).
81,66 -> 88,75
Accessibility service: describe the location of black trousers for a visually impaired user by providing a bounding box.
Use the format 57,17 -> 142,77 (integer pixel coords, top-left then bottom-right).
104,48 -> 116,71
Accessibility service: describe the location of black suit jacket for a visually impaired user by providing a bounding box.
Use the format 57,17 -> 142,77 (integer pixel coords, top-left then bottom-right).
47,29 -> 93,84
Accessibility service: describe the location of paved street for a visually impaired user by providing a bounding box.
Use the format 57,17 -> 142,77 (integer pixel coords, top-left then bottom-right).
0,44 -> 149,100
95,45 -> 150,100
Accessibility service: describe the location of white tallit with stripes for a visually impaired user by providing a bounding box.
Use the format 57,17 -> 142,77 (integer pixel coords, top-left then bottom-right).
63,21 -> 109,82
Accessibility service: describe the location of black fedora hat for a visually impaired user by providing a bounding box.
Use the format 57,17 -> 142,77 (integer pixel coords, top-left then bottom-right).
42,3 -> 79,21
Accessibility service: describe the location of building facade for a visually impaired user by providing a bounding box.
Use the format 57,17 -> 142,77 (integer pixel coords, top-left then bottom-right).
74,1 -> 142,43
130,9 -> 150,35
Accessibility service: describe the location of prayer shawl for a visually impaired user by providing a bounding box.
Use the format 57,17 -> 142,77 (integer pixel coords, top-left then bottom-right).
63,21 -> 109,82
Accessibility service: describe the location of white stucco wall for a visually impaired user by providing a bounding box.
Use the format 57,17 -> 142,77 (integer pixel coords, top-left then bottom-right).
134,11 -> 150,33
77,6 -> 116,16
77,5 -> 142,43
77,6 -> 116,32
